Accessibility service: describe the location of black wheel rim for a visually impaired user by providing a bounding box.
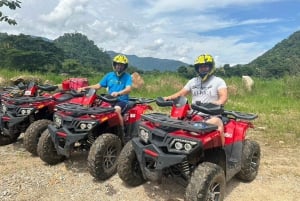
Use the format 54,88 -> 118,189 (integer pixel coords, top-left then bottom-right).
103,145 -> 118,169
250,151 -> 259,172
207,182 -> 221,201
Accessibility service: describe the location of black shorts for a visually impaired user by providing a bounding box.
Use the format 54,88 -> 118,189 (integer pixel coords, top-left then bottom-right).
114,101 -> 128,112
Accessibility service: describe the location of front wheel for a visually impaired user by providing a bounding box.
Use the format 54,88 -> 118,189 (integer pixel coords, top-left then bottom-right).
37,129 -> 65,165
0,126 -> 21,146
185,162 -> 226,201
236,139 -> 261,181
23,119 -> 52,155
117,140 -> 145,186
87,134 -> 122,180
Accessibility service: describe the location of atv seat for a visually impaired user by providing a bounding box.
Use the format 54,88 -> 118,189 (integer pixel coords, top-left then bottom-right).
121,101 -> 136,114
53,93 -> 75,102
38,84 -> 58,92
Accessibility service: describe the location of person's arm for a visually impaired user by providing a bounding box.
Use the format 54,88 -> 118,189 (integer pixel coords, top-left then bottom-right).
78,83 -> 101,92
212,87 -> 227,105
164,88 -> 190,100
111,86 -> 132,97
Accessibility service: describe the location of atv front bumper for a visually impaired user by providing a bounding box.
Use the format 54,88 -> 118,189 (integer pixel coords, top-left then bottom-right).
0,113 -> 29,135
132,138 -> 186,181
48,124 -> 88,157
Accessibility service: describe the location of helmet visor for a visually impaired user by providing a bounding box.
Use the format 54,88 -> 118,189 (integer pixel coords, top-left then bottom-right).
195,63 -> 211,71
113,62 -> 125,73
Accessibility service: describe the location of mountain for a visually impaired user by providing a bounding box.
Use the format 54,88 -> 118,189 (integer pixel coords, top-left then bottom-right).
2,31 -> 300,78
243,30 -> 300,78
106,51 -> 189,72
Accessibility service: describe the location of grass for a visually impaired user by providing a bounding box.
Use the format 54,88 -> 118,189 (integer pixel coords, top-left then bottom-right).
1,68 -> 299,144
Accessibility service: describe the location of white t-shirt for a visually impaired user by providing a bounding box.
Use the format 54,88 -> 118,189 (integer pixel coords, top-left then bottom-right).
184,75 -> 227,104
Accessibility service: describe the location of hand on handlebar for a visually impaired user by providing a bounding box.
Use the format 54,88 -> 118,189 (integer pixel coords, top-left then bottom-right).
163,96 -> 173,101
77,87 -> 84,92
111,92 -> 120,97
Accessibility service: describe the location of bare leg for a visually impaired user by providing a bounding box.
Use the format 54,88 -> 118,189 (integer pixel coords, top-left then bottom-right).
114,106 -> 124,127
206,117 -> 224,146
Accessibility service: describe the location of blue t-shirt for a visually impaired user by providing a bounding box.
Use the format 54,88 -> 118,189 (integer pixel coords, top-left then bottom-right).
99,72 -> 132,102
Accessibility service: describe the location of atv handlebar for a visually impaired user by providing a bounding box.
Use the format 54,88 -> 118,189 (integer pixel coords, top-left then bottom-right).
223,110 -> 258,120
129,97 -> 155,104
99,94 -> 155,104
192,102 -> 258,120
191,102 -> 224,115
156,97 -> 173,107
99,94 -> 118,103
156,96 -> 188,107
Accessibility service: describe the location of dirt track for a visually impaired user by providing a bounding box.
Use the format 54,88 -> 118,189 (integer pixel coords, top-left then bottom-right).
0,132 -> 299,201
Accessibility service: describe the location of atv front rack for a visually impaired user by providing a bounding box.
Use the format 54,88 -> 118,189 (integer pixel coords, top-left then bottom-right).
56,103 -> 115,115
142,113 -> 218,133
4,96 -> 52,105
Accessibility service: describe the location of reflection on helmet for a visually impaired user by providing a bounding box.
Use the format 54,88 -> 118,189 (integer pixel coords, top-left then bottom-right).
194,54 -> 215,82
112,54 -> 129,76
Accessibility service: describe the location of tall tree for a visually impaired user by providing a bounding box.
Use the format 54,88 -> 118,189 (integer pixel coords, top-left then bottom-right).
0,0 -> 21,25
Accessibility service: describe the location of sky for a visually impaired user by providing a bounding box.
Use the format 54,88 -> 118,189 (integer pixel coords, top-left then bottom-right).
1,0 -> 300,67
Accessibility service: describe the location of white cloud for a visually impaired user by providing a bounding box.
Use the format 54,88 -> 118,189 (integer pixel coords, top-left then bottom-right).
40,0 -> 89,23
1,0 -> 299,66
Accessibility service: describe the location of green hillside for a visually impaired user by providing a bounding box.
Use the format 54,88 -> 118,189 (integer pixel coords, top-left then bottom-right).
242,30 -> 300,78
1,30 -> 300,78
0,32 -> 111,76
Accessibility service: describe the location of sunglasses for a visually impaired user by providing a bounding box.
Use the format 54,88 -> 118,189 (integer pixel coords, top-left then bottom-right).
195,64 -> 211,68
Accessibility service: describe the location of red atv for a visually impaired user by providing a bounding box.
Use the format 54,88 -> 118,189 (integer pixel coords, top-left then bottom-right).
0,82 -> 27,101
37,92 -> 154,180
0,82 -> 80,147
117,96 -> 261,201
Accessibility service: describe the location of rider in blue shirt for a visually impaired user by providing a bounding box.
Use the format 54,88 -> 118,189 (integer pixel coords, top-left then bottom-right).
79,54 -> 132,128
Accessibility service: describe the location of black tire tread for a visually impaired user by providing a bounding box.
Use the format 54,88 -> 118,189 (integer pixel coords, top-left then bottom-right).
87,134 -> 122,180
117,141 -> 145,186
0,127 -> 21,146
236,139 -> 261,181
37,129 -> 65,165
185,162 -> 225,201
23,119 -> 52,155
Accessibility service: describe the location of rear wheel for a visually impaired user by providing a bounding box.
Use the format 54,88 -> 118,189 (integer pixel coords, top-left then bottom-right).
37,129 -> 65,165
87,134 -> 122,180
236,139 -> 261,181
117,140 -> 145,186
185,162 -> 225,201
24,119 -> 52,155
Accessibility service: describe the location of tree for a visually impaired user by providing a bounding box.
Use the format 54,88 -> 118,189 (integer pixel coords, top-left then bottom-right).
0,0 -> 21,25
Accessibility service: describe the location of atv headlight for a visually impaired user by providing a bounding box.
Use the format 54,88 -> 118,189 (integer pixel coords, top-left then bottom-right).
18,108 -> 34,116
80,123 -> 87,129
53,114 -> 62,128
78,121 -> 96,131
2,104 -> 7,113
169,138 -> 198,154
139,127 -> 150,143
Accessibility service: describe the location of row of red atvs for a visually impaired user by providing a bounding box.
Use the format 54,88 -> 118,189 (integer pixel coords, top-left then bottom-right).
0,78 -> 261,201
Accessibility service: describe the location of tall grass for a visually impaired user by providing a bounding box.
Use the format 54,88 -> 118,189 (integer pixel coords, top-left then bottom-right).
1,68 -> 299,143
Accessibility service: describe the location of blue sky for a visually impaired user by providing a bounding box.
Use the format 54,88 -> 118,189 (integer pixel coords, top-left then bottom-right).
1,0 -> 300,67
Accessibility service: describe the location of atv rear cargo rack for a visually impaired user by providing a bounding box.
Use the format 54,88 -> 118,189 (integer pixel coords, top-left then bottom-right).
142,113 -> 218,133
56,103 -> 115,115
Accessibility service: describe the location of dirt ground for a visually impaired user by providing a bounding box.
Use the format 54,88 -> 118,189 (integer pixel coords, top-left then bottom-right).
0,131 -> 299,201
